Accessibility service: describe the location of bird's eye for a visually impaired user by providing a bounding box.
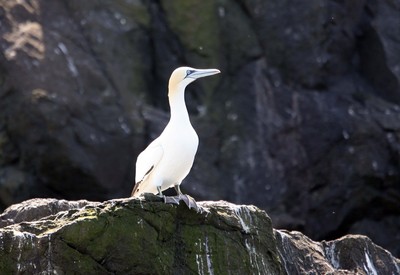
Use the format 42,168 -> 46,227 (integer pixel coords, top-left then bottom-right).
186,70 -> 195,77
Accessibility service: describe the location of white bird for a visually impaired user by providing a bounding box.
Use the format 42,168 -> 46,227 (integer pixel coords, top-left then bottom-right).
131,66 -> 220,199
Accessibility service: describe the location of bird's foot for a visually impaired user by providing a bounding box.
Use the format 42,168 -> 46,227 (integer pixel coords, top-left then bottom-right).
163,196 -> 180,205
162,194 -> 199,212
179,194 -> 199,212
142,193 -> 200,212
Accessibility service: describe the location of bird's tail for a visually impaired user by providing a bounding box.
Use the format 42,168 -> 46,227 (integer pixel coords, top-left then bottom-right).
130,181 -> 141,197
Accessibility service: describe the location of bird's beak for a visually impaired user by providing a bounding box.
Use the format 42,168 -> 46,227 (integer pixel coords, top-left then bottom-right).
187,68 -> 221,79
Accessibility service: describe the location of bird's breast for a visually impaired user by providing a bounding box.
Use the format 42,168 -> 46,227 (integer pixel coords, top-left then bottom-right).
163,125 -> 199,156
157,124 -> 199,183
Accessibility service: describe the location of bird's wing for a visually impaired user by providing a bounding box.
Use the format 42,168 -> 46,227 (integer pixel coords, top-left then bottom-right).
131,140 -> 164,196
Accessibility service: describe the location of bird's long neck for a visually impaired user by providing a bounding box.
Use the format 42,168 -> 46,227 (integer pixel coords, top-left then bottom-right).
168,84 -> 191,125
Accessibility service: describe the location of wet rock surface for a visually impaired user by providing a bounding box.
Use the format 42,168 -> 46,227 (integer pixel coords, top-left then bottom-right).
0,0 -> 399,258
0,198 -> 399,274
0,198 -> 282,274
276,230 -> 400,275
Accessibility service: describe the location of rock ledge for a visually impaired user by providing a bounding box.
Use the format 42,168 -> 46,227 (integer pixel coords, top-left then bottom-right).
0,198 -> 399,274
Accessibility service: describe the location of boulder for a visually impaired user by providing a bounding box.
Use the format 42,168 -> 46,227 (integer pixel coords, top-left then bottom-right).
0,198 -> 282,274
0,198 -> 399,274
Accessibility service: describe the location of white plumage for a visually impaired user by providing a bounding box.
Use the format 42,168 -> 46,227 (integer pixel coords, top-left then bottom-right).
131,66 -> 220,197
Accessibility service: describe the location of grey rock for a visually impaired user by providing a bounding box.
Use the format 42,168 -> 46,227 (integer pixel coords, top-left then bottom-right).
275,229 -> 400,275
0,198 -> 284,274
0,198 -> 99,227
0,198 -> 399,274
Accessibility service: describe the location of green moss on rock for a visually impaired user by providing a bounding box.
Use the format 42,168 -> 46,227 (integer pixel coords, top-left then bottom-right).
0,198 -> 283,274
160,0 -> 220,66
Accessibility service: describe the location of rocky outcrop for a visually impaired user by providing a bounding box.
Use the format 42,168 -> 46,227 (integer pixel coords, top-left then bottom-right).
0,0 -> 400,259
0,198 -> 399,274
276,230 -> 400,275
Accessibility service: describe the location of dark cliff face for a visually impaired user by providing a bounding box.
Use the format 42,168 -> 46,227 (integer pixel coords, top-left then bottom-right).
0,198 -> 399,274
0,0 -> 400,258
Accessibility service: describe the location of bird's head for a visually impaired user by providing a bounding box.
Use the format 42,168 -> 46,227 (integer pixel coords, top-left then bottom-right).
168,66 -> 220,92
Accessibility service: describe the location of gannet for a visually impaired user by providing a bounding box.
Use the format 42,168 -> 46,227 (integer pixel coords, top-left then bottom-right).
131,66 -> 220,201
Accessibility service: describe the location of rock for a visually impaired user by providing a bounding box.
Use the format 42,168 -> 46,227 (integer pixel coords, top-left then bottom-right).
275,230 -> 400,275
0,0 -> 400,260
0,198 -> 99,227
0,198 -> 283,274
322,234 -> 400,275
0,0 -> 143,203
0,198 -> 399,274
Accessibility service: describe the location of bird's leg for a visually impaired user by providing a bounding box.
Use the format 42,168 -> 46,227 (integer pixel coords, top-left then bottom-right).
159,186 -> 179,205
163,184 -> 180,205
173,184 -> 199,211
161,184 -> 199,211
157,186 -> 164,197
174,184 -> 183,196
